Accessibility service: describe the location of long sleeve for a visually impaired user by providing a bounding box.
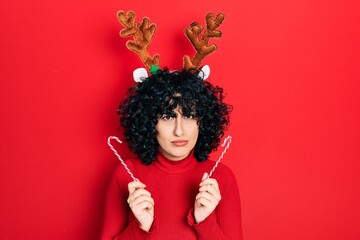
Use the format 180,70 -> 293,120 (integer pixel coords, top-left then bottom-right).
100,165 -> 157,240
187,164 -> 243,240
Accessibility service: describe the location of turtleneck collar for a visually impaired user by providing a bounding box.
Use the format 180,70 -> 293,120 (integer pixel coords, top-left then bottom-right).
154,150 -> 197,174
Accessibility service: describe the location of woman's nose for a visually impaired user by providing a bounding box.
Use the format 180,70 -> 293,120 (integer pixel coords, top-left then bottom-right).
174,117 -> 184,136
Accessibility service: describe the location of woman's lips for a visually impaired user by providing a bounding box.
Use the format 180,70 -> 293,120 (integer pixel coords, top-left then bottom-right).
171,140 -> 188,147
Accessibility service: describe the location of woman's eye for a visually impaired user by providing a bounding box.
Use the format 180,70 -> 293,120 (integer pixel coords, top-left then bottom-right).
161,115 -> 174,120
184,115 -> 195,119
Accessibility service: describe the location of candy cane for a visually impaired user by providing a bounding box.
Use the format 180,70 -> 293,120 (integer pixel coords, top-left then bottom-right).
208,135 -> 232,178
107,136 -> 138,181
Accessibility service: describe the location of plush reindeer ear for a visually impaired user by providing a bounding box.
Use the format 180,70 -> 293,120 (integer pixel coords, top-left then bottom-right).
198,65 -> 210,80
133,68 -> 148,83
183,13 -> 225,71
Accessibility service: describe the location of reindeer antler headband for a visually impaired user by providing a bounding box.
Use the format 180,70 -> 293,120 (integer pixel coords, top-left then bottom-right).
117,10 -> 225,82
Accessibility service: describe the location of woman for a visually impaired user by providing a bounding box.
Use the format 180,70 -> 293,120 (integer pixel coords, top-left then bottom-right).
101,68 -> 242,239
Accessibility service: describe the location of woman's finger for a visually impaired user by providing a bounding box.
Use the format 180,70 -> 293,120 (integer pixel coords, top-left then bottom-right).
127,188 -> 151,203
131,199 -> 155,211
196,190 -> 220,204
199,178 -> 219,189
128,180 -> 146,194
130,194 -> 154,208
199,184 -> 221,200
196,194 -> 216,209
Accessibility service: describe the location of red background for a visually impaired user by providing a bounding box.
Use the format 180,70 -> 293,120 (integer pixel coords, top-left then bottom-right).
1,0 -> 360,239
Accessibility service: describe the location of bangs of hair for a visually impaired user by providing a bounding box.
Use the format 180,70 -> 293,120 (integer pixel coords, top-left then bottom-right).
157,91 -> 198,119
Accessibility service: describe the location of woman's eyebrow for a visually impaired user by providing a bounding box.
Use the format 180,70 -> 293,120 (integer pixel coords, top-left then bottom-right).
163,110 -> 177,116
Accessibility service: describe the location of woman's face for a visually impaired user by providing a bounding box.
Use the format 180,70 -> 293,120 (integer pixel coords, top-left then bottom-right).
156,107 -> 199,161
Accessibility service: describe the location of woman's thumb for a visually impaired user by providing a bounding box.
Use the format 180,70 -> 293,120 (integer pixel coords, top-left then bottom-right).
202,172 -> 208,181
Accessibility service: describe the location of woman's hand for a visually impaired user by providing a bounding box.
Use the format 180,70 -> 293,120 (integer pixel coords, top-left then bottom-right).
194,172 -> 222,224
127,180 -> 154,232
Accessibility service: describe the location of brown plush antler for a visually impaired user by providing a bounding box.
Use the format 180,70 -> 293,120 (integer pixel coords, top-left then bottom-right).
183,13 -> 225,70
117,10 -> 160,70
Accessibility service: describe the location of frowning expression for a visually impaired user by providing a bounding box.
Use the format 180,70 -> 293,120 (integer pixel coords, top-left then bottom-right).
156,107 -> 199,161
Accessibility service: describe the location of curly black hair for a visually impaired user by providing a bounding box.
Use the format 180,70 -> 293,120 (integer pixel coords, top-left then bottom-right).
118,68 -> 231,165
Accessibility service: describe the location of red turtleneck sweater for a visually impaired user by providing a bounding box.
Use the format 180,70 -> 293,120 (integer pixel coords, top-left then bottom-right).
101,152 -> 242,240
